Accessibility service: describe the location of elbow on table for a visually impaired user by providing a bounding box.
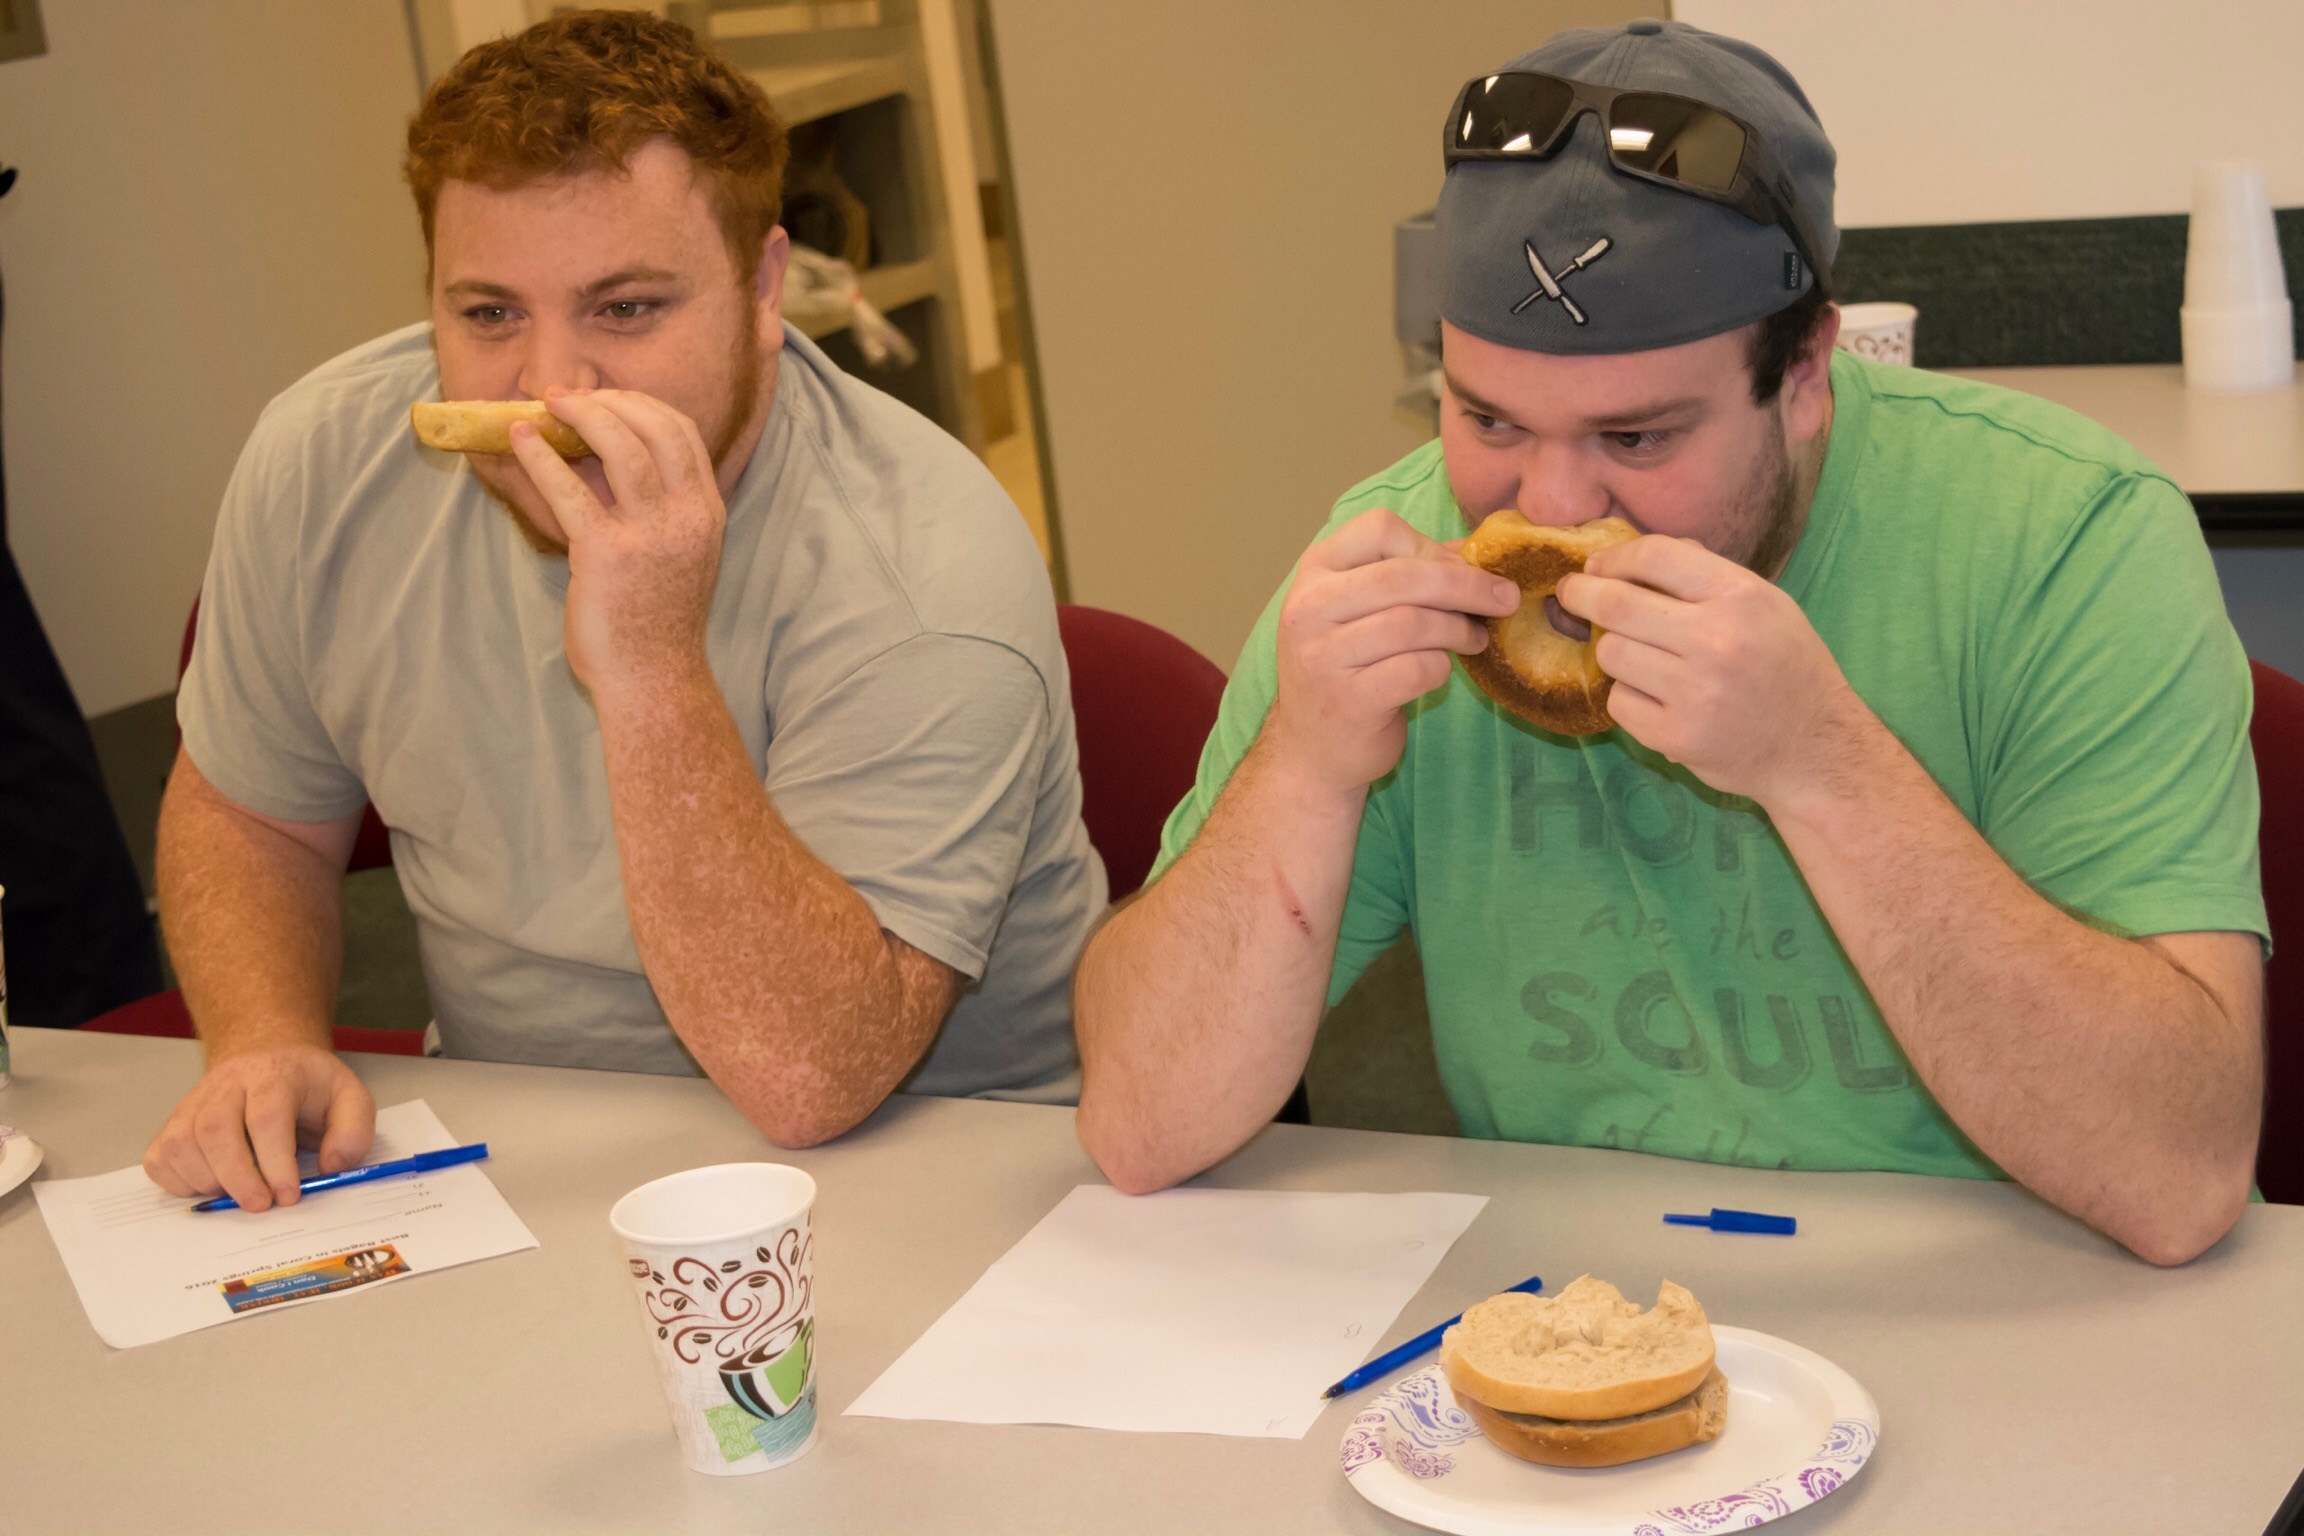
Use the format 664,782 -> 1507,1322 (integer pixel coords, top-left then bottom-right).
2108,1173 -> 2252,1268
1075,1096 -> 1192,1196
738,1092 -> 881,1152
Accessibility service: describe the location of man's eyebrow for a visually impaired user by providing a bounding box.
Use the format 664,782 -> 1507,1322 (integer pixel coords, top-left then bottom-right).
575,266 -> 683,300
1441,371 -> 1517,423
1441,373 -> 1708,432
439,269 -> 686,303
1582,397 -> 1708,431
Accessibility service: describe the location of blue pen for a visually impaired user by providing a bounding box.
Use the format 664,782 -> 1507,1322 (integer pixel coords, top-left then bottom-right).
1664,1206 -> 1797,1235
1322,1274 -> 1544,1398
191,1142 -> 489,1213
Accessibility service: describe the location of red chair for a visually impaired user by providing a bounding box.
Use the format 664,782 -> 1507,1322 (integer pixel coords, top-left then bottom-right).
2251,660 -> 2304,1204
81,989 -> 422,1057
1056,604 -> 1227,900
80,601 -> 412,1054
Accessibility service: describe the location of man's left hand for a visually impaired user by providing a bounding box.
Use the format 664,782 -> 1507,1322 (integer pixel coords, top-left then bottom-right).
1556,535 -> 1867,806
507,387 -> 724,695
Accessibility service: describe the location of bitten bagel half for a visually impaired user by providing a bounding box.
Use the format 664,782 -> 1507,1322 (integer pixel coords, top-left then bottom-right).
410,399 -> 592,458
1459,1366 -> 1728,1469
1440,1276 -> 1715,1420
1457,511 -> 1639,736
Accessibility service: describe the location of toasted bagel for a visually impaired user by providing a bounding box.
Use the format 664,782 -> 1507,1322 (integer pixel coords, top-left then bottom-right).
1458,511 -> 1639,735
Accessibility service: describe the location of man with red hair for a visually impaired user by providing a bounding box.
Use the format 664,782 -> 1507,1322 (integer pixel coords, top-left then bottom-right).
142,10 -> 1102,1211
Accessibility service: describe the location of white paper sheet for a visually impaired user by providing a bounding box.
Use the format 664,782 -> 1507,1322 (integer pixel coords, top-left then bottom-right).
32,1099 -> 537,1349
845,1185 -> 1487,1439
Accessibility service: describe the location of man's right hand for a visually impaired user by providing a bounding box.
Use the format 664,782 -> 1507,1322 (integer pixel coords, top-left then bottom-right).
1266,508 -> 1519,793
142,1045 -> 376,1211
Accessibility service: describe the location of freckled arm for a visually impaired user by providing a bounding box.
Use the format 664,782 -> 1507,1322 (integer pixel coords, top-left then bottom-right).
591,660 -> 960,1148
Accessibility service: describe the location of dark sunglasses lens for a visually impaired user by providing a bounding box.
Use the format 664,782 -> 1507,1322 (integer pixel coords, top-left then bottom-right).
1454,73 -> 1576,154
1607,95 -> 1746,192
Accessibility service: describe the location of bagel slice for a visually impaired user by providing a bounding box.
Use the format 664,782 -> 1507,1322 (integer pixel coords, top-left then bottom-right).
1440,1276 -> 1715,1420
410,399 -> 592,458
1458,511 -> 1639,736
1459,1366 -> 1729,1468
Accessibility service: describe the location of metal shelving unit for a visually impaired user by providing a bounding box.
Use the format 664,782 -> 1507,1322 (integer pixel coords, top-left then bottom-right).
673,0 -> 985,450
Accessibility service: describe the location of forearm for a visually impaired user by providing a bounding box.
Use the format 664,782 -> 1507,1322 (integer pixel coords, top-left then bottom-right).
156,760 -> 344,1059
593,662 -> 929,1146
1766,707 -> 2262,1263
1075,730 -> 1368,1192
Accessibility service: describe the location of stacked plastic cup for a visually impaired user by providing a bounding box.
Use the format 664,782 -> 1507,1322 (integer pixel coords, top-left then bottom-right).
2181,162 -> 2296,394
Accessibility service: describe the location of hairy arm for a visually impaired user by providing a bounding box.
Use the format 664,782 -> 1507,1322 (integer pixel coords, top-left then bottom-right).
1074,510 -> 1518,1191
1567,534 -> 2263,1265
1075,734 -> 1367,1192
141,748 -> 377,1208
1768,715 -> 2262,1265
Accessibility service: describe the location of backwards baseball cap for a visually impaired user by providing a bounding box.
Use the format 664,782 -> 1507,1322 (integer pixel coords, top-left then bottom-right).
1435,18 -> 1837,355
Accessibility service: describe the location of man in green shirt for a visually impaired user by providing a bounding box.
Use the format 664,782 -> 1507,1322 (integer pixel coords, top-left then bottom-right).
1073,20 -> 2266,1265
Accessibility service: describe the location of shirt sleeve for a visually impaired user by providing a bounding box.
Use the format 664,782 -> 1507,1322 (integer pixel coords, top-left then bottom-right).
764,632 -> 1050,980
1144,547 -> 1411,1008
1976,471 -> 2267,945
176,405 -> 369,824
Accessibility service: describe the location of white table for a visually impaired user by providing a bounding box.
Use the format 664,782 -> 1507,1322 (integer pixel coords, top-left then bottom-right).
1948,363 -> 2304,537
4,1028 -> 2300,1533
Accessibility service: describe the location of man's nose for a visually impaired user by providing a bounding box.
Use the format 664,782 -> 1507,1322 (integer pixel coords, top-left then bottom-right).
1513,444 -> 1611,528
515,322 -> 602,399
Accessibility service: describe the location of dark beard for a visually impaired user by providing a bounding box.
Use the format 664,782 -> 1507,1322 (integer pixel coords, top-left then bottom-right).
1733,406 -> 1806,580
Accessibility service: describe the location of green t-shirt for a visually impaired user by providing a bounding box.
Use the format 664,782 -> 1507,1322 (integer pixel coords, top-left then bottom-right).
1152,351 -> 2267,1180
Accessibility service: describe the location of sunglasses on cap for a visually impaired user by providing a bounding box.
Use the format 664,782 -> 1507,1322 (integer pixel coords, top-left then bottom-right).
1444,72 -> 1825,288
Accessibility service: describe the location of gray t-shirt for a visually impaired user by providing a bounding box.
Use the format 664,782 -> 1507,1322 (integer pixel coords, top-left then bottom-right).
180,321 -> 1105,1102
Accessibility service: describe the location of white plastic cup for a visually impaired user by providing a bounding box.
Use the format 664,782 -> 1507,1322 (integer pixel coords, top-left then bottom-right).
2182,161 -> 2295,393
1835,302 -> 1917,367
610,1164 -> 819,1475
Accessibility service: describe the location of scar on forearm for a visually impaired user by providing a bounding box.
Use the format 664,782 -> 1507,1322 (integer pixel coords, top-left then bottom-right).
1273,864 -> 1314,940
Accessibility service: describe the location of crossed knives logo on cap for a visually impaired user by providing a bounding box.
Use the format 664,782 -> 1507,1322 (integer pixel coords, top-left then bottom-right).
1512,235 -> 1613,324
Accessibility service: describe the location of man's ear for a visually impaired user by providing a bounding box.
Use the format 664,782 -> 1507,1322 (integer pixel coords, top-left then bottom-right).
1780,302 -> 1840,445
754,224 -> 792,345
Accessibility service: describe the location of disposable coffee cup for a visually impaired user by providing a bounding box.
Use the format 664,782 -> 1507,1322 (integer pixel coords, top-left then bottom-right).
2182,161 -> 2295,393
610,1163 -> 819,1475
1835,302 -> 1917,367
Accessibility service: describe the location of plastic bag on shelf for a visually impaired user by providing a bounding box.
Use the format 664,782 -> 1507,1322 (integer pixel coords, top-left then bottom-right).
783,244 -> 919,371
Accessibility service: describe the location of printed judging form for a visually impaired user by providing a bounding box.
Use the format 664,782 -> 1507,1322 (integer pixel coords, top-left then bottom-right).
33,1100 -> 536,1348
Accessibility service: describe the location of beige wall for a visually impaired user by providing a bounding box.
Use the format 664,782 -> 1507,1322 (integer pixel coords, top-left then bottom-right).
0,0 -> 428,716
987,0 -> 1644,671
1677,0 -> 2304,226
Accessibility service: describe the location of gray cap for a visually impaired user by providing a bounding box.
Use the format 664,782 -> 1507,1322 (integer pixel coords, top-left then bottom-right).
1436,18 -> 1837,355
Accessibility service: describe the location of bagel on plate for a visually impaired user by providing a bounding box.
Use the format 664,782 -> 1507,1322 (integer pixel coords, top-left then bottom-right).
1439,1276 -> 1726,1469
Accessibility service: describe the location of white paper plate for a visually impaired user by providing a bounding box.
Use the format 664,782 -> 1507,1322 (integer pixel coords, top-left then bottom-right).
0,1130 -> 44,1201
1340,1326 -> 1878,1535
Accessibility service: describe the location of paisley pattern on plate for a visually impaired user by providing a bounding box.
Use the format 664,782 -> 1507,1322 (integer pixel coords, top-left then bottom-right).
1340,1367 -> 1482,1480
1340,1330 -> 1879,1536
1630,1417 -> 1875,1533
